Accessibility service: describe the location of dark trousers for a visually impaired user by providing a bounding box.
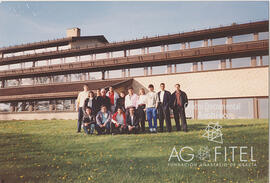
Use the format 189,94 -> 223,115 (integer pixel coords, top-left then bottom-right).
127,126 -> 139,134
173,105 -> 188,132
137,105 -> 146,132
158,105 -> 172,132
111,123 -> 126,134
77,107 -> 84,132
95,123 -> 111,134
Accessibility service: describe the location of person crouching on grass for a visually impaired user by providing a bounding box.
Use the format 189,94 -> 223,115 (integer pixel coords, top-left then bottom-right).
126,107 -> 139,134
96,105 -> 112,135
82,107 -> 96,135
111,107 -> 126,134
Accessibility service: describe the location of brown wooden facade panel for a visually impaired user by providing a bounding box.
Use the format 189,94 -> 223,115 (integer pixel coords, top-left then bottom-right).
0,20 -> 268,66
0,40 -> 268,80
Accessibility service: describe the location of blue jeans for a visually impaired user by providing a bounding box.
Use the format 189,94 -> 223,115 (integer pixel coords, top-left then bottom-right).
146,107 -> 157,129
77,107 -> 84,132
83,123 -> 95,134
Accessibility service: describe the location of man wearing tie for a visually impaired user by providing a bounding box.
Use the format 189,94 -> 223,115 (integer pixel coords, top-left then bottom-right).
157,83 -> 172,132
170,84 -> 188,132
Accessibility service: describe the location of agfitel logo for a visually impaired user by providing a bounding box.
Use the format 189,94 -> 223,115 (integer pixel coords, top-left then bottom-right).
168,122 -> 256,165
202,122 -> 223,144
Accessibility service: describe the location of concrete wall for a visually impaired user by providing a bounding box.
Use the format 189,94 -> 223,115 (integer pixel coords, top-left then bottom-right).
132,67 -> 268,99
0,111 -> 77,121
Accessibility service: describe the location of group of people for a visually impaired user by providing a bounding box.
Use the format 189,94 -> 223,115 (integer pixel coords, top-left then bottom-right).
76,83 -> 188,135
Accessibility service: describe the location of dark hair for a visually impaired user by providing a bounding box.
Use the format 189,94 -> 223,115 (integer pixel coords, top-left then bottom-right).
160,83 -> 165,86
128,87 -> 134,90
120,91 -> 125,94
148,84 -> 154,88
117,106 -> 124,111
83,84 -> 88,87
89,91 -> 95,97
129,107 -> 135,111
175,84 -> 180,87
101,105 -> 107,109
86,106 -> 92,111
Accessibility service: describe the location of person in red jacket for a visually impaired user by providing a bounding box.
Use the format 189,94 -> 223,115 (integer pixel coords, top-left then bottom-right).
111,107 -> 126,134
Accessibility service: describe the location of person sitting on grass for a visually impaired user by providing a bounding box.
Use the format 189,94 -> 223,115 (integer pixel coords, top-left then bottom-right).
126,107 -> 139,134
96,105 -> 112,135
111,107 -> 126,134
82,107 -> 96,135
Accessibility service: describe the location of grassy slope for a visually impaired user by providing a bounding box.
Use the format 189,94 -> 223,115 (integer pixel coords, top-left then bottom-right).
0,119 -> 268,183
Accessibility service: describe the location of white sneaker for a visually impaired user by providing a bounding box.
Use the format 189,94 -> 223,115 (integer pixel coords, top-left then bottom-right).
153,128 -> 157,133
149,128 -> 153,132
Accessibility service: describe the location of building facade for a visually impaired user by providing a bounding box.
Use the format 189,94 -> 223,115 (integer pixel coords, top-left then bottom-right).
0,21 -> 268,120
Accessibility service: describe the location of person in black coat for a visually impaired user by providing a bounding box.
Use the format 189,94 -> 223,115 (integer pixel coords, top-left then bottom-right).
96,88 -> 111,112
157,83 -> 172,132
84,91 -> 99,115
115,91 -> 125,113
82,107 -> 96,135
126,107 -> 139,134
170,84 -> 188,132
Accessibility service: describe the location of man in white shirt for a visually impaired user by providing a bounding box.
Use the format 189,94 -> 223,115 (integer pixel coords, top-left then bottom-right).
76,84 -> 89,133
157,83 -> 172,132
125,87 -> 138,115
146,84 -> 159,133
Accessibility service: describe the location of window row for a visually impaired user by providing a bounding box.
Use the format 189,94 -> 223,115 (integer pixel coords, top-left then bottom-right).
2,55 -> 269,88
0,98 -> 268,119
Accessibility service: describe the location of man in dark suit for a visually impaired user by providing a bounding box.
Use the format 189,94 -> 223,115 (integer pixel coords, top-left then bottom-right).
157,83 -> 172,132
126,107 -> 139,134
170,84 -> 188,132
96,88 -> 111,112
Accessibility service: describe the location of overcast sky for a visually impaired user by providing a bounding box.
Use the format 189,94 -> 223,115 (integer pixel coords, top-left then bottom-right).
0,1 -> 268,47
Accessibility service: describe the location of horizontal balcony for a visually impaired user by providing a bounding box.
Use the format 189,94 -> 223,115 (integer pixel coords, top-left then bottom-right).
0,40 -> 268,80
0,78 -> 132,102
0,20 -> 268,66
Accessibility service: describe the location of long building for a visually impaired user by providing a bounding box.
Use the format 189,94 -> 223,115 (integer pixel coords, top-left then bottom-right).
0,21 -> 268,120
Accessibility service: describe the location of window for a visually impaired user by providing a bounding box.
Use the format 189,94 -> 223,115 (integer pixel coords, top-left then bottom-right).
185,100 -> 194,119
151,65 -> 167,75
36,60 -> 48,67
258,98 -> 268,119
21,78 -> 33,86
0,103 -> 10,112
190,40 -> 203,48
71,73 -> 82,81
130,49 -> 141,56
259,32 -> 269,40
212,37 -> 226,46
108,70 -> 122,79
130,68 -> 145,77
168,43 -> 180,51
197,100 -> 223,119
89,72 -> 102,80
262,55 -> 269,66
176,63 -> 192,73
36,101 -> 49,111
53,75 -> 65,83
203,60 -> 221,70
63,100 -> 72,111
36,77 -> 49,84
112,51 -> 124,58
9,64 -> 21,70
96,53 -> 107,60
149,46 -> 161,53
231,57 -> 251,68
233,34 -> 253,43
7,79 -> 18,87
226,98 -> 253,119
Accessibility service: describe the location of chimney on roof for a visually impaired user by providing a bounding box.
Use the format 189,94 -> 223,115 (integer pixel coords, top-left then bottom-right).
66,28 -> 81,37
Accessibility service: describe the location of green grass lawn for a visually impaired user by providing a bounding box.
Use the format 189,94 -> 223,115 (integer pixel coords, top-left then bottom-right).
0,119 -> 268,183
